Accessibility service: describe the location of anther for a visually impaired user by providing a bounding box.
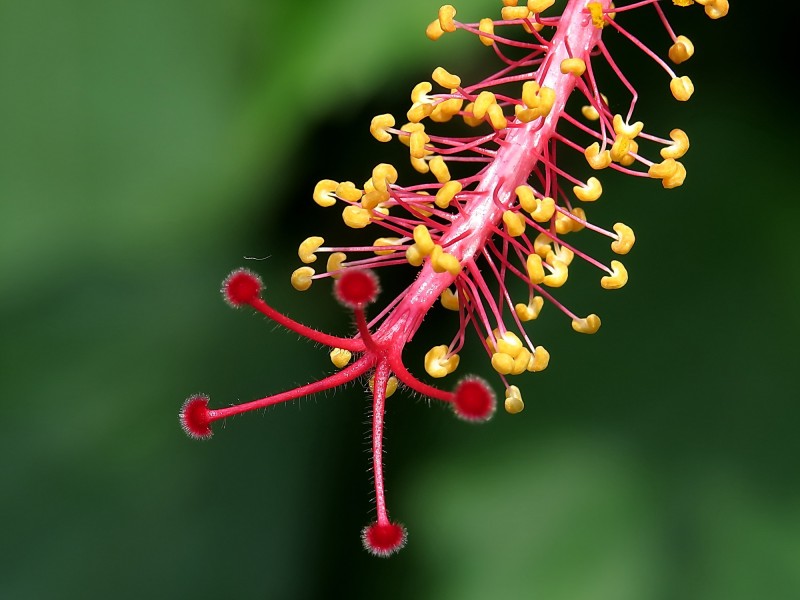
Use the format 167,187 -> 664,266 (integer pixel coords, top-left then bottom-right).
342,205 -> 371,229
424,345 -> 460,378
543,259 -> 568,287
335,181 -> 363,202
528,0 -> 555,13
440,288 -> 460,311
601,260 -> 628,289
330,348 -> 352,368
369,375 -> 399,398
661,128 -> 690,159
560,57 -> 586,77
611,223 -> 635,255
528,346 -> 550,371
298,236 -> 324,264
472,91 -> 496,120
438,4 -> 457,32
501,6 -> 530,20
574,177 -> 603,202
327,252 -> 347,277
412,225 -> 435,256
370,114 -> 395,142
670,76 -> 694,101
429,156 -> 451,183
504,386 -> 524,414
435,180 -> 462,208
291,266 -> 315,291
571,314 -> 601,334
432,66 -> 461,89
372,163 -> 398,193
478,18 -> 495,46
487,103 -> 507,130
587,1 -> 605,28
503,210 -> 526,237
514,296 -> 544,321
584,142 -> 612,170
373,237 -> 402,255
313,179 -> 338,207
526,253 -> 545,284
669,35 -> 694,64
612,114 -> 644,138
430,244 -> 461,275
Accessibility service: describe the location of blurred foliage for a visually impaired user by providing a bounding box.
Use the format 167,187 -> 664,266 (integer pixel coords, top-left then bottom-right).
1,1 -> 798,599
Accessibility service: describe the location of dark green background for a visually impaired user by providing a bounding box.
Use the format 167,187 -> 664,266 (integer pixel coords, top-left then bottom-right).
2,1 -> 796,598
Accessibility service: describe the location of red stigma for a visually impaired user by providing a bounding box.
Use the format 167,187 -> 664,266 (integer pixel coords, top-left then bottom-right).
453,377 -> 496,423
361,521 -> 408,558
180,395 -> 213,439
334,269 -> 380,308
222,268 -> 262,308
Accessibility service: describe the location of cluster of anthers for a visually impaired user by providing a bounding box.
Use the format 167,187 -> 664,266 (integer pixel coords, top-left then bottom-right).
180,0 -> 727,557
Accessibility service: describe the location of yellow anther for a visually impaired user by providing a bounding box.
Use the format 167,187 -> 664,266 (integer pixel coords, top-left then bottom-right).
534,232 -> 553,257
503,210 -> 526,237
515,185 -> 535,213
560,57 -> 586,77
662,160 -> 686,189
612,114 -> 644,138
361,186 -> 389,210
429,156 -> 451,183
537,86 -> 556,116
601,260 -> 628,289
335,181 -> 363,203
512,347 -> 532,375
298,236 -> 324,264
425,344 -> 460,378
648,157 -> 679,179
514,105 -> 539,124
487,103 -> 507,130
573,176 -> 602,202
410,81 -> 432,104
478,18 -> 495,46
369,375 -> 399,398
462,102 -> 483,127
610,135 -> 632,163
581,104 -> 600,120
431,244 -> 462,275
313,179 -> 338,207
587,2 -> 605,28
546,245 -> 574,266
611,223 -> 635,255
504,386 -> 524,414
543,259 -> 568,287
370,113 -> 395,142
491,352 -> 515,375
438,4 -> 457,32
502,0 -> 519,7
672,0 -> 694,5
327,252 -> 346,277
440,288 -> 460,311
371,163 -> 398,194
670,76 -> 694,101
407,102 -> 433,124
330,348 -> 352,369
472,91 -> 496,120
496,331 -> 523,357
661,128 -> 690,159
409,129 -> 431,159
668,35 -> 694,64
435,180 -> 462,208
531,196 -> 556,224
410,156 -> 430,174
584,142 -> 612,170
521,81 -> 540,109
399,122 -> 425,145
412,224 -> 435,256
555,211 -> 574,235
697,0 -> 728,19
618,138 -> 638,167
526,253 -> 545,284
406,244 -> 424,267
502,6 -> 531,20
291,266 -> 314,291
528,345 -> 550,372
430,98 -> 464,123
342,205 -> 371,229
571,314 -> 601,334
432,66 -> 461,89
426,18 -> 445,41
515,296 -> 544,321
373,237 -> 402,255
528,0 -> 555,12
570,207 -> 587,232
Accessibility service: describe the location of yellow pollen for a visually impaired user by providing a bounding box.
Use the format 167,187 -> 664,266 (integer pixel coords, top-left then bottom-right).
528,0 -> 555,12
584,142 -> 612,170
612,114 -> 644,138
571,314 -> 601,334
412,225 -> 435,256
534,232 -> 553,257
369,375 -> 399,398
370,113 -> 395,142
669,35 -> 694,64
487,103 -> 507,130
430,97 -> 464,123
335,181 -> 363,202
501,6 -> 530,20
426,19 -> 445,41
406,244 -> 424,267
462,102 -> 483,127
291,266 -> 314,291
478,18 -> 495,46
313,179 -> 338,207
661,128 -> 690,159
504,385 -> 524,414
529,346 -> 550,371
330,348 -> 352,369
587,2 -> 605,28
697,0 -> 728,19
611,223 -> 635,255
570,207 -> 587,232
432,66 -> 461,89
573,176 -> 603,202
515,296 -> 544,321
555,212 -> 574,235
342,205 -> 371,229
560,57 -> 586,77
526,253 -> 546,284
372,163 -> 398,193
298,236 -> 324,264
581,104 -> 600,120
670,76 -> 694,101
429,156 -> 451,183
326,252 -> 346,277
491,352 -> 515,375
610,135 -> 632,163
430,244 -> 461,275
472,91 -> 496,120
438,4 -> 457,32
515,185 -> 536,213
662,161 -> 686,188
618,138 -> 638,167
373,237 -> 402,255
672,0 -> 694,6
543,259 -> 568,287
648,158 -> 679,179
435,180 -> 462,208
601,260 -> 628,289
440,288 -> 460,311
503,211 -> 526,237
425,345 -> 460,378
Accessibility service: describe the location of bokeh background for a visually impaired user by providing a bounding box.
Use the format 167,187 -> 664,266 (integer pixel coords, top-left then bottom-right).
2,1 -> 797,598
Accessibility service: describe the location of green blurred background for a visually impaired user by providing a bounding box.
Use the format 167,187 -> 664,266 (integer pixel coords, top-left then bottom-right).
2,1 -> 797,598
